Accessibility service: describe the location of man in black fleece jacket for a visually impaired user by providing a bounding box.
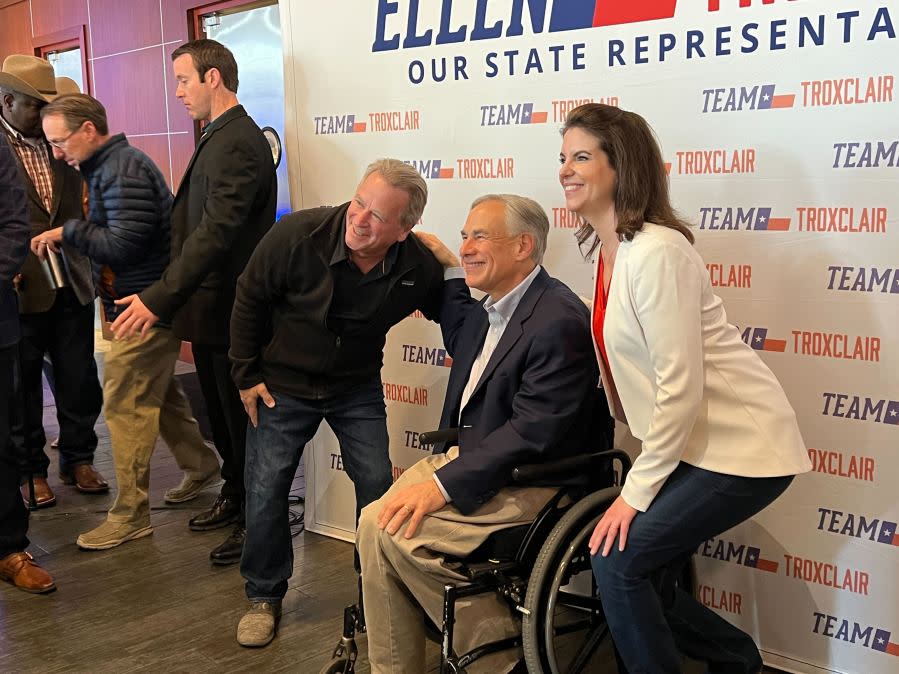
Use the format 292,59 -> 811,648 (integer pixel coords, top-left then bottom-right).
39,94 -> 220,551
230,158 -> 449,647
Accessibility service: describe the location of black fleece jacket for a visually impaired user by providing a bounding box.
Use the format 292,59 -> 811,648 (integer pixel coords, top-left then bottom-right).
229,202 -> 445,398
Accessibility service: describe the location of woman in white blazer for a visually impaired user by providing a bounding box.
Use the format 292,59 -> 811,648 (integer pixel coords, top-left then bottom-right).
559,103 -> 811,673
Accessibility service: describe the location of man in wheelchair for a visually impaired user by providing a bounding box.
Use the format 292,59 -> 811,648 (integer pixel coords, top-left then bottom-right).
357,194 -> 613,673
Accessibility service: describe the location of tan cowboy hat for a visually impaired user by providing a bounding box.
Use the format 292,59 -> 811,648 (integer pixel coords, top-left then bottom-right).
0,55 -> 58,102
54,76 -> 81,96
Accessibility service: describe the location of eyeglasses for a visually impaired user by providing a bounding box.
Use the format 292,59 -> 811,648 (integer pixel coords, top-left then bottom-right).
47,121 -> 85,150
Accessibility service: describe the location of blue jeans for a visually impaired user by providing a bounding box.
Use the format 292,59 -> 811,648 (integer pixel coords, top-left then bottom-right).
241,382 -> 392,602
592,462 -> 793,674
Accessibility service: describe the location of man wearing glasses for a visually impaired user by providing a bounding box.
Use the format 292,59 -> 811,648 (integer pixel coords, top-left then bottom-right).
38,93 -> 221,551
0,55 -> 104,509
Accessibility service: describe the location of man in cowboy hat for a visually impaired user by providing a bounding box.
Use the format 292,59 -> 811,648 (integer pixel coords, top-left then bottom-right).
0,111 -> 55,594
0,55 -> 105,508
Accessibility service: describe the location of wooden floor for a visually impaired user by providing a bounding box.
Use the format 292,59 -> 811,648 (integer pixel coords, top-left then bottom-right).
0,354 -> 397,673
1,349 -> 782,673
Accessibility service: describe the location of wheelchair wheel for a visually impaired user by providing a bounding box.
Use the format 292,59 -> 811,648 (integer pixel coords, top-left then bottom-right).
522,487 -> 621,674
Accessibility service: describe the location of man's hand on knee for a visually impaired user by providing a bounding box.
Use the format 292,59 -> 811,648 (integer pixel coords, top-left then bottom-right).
239,383 -> 275,428
378,480 -> 447,539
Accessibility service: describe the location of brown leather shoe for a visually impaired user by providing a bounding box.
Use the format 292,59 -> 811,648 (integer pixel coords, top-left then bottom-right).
60,464 -> 109,493
20,478 -> 56,508
0,552 -> 56,593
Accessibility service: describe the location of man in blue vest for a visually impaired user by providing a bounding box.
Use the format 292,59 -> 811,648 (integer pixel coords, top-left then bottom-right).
39,93 -> 221,550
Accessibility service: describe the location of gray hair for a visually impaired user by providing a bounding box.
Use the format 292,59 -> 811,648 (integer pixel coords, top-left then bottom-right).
362,158 -> 428,229
470,194 -> 549,264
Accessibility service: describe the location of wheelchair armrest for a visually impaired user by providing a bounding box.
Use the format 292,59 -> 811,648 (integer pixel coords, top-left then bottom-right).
418,428 -> 459,447
511,449 -> 632,487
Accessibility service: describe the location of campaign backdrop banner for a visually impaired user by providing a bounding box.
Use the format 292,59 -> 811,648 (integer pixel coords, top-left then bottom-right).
278,2 -> 897,672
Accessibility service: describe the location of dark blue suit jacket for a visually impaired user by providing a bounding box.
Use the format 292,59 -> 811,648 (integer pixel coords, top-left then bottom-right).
0,137 -> 30,348
434,268 -> 611,514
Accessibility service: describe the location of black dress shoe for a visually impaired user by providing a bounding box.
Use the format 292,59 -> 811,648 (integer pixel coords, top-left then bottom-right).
210,524 -> 245,565
189,495 -> 241,531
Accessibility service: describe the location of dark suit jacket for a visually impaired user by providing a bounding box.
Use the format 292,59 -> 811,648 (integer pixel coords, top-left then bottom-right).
5,135 -> 93,314
433,268 -> 611,514
141,105 -> 276,346
0,137 -> 30,347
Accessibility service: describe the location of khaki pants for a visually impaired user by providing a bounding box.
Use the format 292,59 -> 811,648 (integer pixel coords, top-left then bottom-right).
357,448 -> 556,674
103,327 -> 219,524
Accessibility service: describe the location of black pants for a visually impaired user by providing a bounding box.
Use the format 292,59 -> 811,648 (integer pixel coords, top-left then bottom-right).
192,344 -> 246,504
0,344 -> 28,558
10,288 -> 102,478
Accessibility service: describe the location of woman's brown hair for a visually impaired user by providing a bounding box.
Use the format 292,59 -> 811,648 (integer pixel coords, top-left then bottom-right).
562,104 -> 693,255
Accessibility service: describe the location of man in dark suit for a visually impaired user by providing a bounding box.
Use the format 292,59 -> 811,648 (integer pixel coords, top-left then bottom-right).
0,55 -> 105,509
357,195 -> 608,673
111,40 -> 276,563
0,132 -> 55,593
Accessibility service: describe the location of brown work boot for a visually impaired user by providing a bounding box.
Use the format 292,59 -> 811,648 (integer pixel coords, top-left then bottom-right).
20,477 -> 56,508
0,552 -> 56,593
59,464 -> 109,493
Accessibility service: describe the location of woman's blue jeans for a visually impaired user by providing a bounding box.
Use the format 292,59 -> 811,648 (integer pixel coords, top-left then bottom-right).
592,461 -> 793,673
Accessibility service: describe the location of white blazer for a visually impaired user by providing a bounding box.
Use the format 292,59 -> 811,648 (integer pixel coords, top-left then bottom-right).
593,223 -> 811,512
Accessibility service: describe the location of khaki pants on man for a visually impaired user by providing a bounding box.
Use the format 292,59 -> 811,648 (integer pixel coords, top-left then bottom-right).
103,327 -> 219,525
357,448 -> 556,674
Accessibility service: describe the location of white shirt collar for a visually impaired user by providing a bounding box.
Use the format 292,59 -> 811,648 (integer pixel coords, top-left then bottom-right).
483,264 -> 542,323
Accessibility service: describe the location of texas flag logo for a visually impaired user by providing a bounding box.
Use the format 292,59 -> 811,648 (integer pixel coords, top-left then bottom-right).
743,546 -> 779,573
744,328 -> 787,353
876,520 -> 899,546
753,208 -> 791,231
884,400 -> 899,426
756,84 -> 796,110
550,0 -> 678,31
518,103 -> 548,124
873,630 -> 899,657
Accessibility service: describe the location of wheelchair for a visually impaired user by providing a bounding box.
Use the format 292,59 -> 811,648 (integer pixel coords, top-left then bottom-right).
320,426 -> 652,674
